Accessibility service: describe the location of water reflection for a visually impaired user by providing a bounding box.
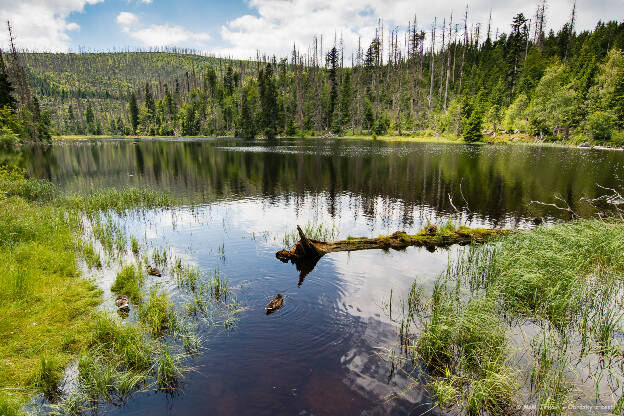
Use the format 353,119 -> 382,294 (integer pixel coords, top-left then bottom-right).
11,138 -> 624,226
4,138 -> 623,415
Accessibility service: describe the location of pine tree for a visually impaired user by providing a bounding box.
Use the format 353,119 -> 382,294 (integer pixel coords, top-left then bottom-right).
326,46 -> 339,129
339,70 -> 351,131
464,110 -> 484,142
239,89 -> 255,139
85,102 -> 95,134
0,71 -> 15,109
259,64 -> 279,139
129,92 -> 139,134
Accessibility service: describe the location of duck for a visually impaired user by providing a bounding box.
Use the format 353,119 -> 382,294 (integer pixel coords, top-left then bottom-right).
115,295 -> 130,311
147,266 -> 162,277
265,294 -> 283,314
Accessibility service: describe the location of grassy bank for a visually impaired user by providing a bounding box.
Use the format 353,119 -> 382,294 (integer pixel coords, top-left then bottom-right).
400,219 -> 624,414
0,167 -> 209,414
0,168 -> 102,412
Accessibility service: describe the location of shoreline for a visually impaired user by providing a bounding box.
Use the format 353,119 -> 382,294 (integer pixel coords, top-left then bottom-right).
52,134 -> 624,151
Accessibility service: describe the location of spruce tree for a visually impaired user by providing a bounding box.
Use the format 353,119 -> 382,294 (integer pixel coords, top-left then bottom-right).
85,102 -> 95,134
464,110 -> 484,142
239,90 -> 255,139
0,72 -> 15,109
129,92 -> 139,134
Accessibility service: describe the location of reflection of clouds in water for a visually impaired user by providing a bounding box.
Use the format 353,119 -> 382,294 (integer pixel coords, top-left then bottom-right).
328,248 -> 451,322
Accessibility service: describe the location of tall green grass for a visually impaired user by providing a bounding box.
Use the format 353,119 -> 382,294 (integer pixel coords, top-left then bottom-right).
401,219 -> 624,414
111,264 -> 144,303
138,288 -> 177,336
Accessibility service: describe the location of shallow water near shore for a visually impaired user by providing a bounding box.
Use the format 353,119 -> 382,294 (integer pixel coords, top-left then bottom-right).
7,137 -> 624,415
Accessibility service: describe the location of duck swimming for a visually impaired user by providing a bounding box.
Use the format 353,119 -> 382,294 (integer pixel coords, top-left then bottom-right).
147,266 -> 162,277
266,294 -> 283,315
115,295 -> 130,311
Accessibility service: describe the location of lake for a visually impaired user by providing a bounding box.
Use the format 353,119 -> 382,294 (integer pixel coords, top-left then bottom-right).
7,138 -> 624,415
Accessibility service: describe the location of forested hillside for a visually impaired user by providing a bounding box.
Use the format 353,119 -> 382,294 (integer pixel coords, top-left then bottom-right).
4,8 -> 624,143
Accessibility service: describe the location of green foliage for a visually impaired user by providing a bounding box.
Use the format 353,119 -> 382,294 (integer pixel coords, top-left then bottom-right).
10,19 -> 624,140
528,64 -> 577,136
111,265 -> 144,303
502,94 -> 529,132
138,288 -> 177,336
0,169 -> 102,409
30,354 -> 62,399
586,110 -> 614,140
463,110 -> 484,143
0,126 -> 21,149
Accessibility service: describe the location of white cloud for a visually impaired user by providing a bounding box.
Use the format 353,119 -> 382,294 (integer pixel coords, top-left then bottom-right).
219,0 -> 624,59
0,0 -> 102,51
116,11 -> 211,47
117,11 -> 139,29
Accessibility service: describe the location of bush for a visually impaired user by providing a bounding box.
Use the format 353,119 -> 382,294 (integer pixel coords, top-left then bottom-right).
0,127 -> 20,149
586,111 -> 614,140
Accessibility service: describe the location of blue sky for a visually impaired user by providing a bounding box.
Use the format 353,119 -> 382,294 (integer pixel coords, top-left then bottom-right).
1,0 -> 622,59
69,0 -> 249,51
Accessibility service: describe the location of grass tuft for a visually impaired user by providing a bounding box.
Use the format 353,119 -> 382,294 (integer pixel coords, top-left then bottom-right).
111,264 -> 144,303
138,288 -> 177,336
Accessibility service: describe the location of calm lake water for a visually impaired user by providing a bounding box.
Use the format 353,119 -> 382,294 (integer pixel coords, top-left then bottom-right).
6,138 -> 624,415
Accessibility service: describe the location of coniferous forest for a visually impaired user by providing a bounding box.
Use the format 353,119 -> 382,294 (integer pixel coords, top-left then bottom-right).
1,4 -> 623,144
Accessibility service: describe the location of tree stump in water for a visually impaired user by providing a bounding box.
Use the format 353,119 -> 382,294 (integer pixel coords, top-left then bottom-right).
276,225 -> 510,264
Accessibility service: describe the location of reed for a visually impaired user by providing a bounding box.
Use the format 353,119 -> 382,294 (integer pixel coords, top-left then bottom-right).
111,264 -> 144,303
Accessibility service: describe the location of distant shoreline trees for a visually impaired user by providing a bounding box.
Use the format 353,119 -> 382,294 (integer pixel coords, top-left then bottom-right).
5,6 -> 624,144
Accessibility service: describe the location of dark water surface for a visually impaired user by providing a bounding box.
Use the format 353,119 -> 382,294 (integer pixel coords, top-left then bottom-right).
6,138 -> 624,415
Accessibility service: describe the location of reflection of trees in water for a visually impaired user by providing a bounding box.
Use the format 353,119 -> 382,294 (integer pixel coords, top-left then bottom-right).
16,140 -> 624,225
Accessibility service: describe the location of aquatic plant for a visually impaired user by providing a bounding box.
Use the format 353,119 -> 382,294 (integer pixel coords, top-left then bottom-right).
282,221 -> 339,247
130,235 -> 140,254
175,264 -> 201,292
138,288 -> 177,337
156,346 -> 183,389
91,314 -> 154,372
400,219 -> 624,414
30,354 -> 62,400
111,264 -> 144,303
152,247 -> 168,267
82,240 -> 102,268
206,268 -> 229,303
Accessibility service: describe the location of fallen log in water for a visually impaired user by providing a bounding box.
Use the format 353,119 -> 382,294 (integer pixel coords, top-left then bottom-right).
276,225 -> 511,263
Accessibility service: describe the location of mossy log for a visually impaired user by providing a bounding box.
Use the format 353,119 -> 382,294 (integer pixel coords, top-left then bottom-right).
276,225 -> 510,263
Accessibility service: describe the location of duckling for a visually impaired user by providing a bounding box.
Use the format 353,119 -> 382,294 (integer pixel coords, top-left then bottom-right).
115,295 -> 130,311
265,294 -> 283,315
147,266 -> 162,277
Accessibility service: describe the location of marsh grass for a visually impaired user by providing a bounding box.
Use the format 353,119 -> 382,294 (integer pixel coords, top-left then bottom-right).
282,221 -> 339,247
174,264 -> 201,292
138,289 -> 177,336
152,247 -> 168,267
111,264 -> 144,303
206,268 -> 230,303
130,236 -> 140,254
82,239 -> 102,268
91,215 -> 126,255
63,187 -> 174,217
400,219 -> 624,415
0,172 -> 103,410
30,354 -> 62,400
156,346 -> 183,389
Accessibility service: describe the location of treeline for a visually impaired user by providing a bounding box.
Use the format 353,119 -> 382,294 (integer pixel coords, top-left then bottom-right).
0,23 -> 52,146
6,4 -> 624,142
